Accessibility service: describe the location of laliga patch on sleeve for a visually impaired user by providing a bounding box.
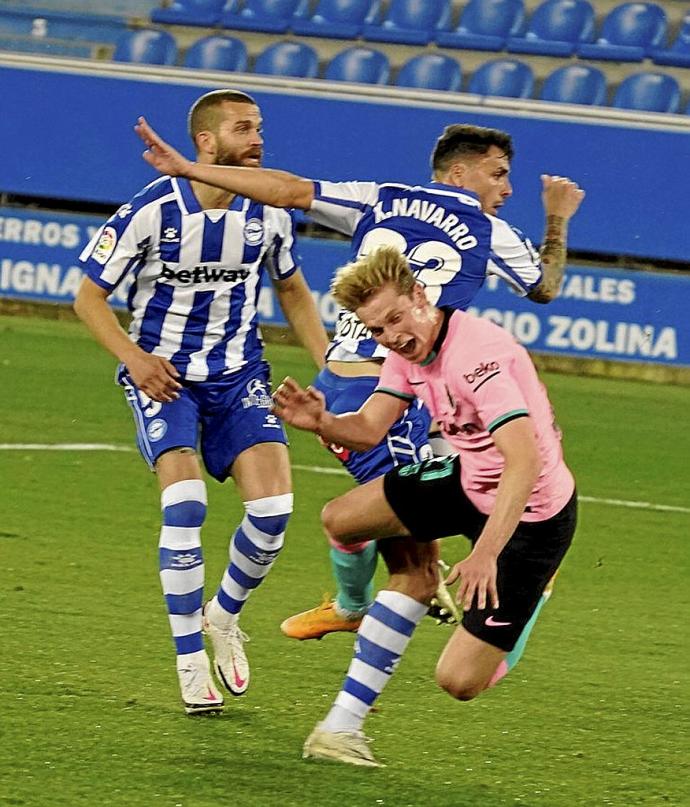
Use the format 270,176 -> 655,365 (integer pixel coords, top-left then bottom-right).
92,226 -> 118,265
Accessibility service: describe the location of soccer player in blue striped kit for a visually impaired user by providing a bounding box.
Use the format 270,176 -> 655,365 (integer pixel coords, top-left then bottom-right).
74,90 -> 328,714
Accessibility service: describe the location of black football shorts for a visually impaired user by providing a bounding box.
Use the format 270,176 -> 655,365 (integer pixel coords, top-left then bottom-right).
383,454 -> 577,651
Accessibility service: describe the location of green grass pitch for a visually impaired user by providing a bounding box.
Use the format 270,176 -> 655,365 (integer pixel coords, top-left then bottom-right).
1,314 -> 688,807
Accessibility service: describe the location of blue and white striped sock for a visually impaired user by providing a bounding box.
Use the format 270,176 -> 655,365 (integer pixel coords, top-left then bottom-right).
159,479 -> 207,657
322,589 -> 428,733
215,494 -> 293,617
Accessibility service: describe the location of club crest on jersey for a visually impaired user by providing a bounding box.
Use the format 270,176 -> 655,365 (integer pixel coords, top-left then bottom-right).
243,218 -> 264,246
92,226 -> 117,265
242,378 -> 272,409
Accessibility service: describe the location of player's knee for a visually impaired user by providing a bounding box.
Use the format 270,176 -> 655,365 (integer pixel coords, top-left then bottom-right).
435,663 -> 485,702
321,500 -> 350,544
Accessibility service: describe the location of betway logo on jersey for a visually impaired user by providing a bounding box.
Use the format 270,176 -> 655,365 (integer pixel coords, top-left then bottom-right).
160,264 -> 250,284
463,361 -> 500,385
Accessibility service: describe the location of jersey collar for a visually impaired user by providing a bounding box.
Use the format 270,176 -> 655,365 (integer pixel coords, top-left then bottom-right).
420,307 -> 453,366
176,177 -> 202,214
175,177 -> 246,214
428,182 -> 480,202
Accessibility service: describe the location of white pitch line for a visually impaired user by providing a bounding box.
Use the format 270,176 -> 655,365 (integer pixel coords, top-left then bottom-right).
2,444 -> 689,515
293,463 -> 348,477
0,443 -> 135,452
577,495 -> 690,514
292,466 -> 690,514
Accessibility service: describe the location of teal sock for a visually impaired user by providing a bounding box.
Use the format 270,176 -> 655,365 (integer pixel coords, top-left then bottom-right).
331,542 -> 378,615
505,592 -> 549,671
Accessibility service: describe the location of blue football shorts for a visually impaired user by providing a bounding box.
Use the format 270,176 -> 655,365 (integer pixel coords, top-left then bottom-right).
311,367 -> 433,485
119,359 -> 287,482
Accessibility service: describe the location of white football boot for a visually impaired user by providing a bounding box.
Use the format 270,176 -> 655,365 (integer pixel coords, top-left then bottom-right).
176,651 -> 224,715
202,598 -> 250,696
303,723 -> 383,768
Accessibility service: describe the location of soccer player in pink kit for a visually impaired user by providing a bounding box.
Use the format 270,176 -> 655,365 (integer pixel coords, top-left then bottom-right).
273,246 -> 577,767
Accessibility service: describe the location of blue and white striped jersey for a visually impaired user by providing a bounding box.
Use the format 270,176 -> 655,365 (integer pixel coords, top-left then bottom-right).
309,180 -> 543,361
80,176 -> 299,381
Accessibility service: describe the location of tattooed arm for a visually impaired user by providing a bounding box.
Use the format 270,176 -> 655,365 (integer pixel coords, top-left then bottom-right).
528,175 -> 585,304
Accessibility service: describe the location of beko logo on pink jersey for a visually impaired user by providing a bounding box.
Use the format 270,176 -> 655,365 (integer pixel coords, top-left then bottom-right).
463,361 -> 499,384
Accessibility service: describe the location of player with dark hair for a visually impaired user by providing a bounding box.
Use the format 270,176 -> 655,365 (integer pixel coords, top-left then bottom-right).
133,116 -> 584,644
74,90 -> 328,714
272,246 -> 578,767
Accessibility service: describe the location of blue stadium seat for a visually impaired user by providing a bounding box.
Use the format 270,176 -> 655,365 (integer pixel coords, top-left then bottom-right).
468,59 -> 533,98
253,40 -> 318,77
221,0 -> 309,33
152,0 -> 224,27
507,0 -> 594,56
540,65 -> 606,105
325,46 -> 390,84
395,54 -> 461,91
437,0 -> 524,51
578,2 -> 667,62
220,0 -> 309,34
612,72 -> 680,113
362,0 -> 452,46
183,35 -> 247,70
113,29 -> 177,64
292,0 -> 378,39
652,12 -> 690,68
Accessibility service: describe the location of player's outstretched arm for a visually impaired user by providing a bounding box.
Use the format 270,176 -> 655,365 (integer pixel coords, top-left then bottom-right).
272,378 -> 405,450
528,174 -> 585,304
135,116 -> 314,209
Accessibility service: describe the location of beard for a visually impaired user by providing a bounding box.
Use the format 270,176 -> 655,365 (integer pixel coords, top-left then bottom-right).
215,146 -> 262,167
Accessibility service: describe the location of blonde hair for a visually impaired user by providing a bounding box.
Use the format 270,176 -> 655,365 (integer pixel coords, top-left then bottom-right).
331,246 -> 416,312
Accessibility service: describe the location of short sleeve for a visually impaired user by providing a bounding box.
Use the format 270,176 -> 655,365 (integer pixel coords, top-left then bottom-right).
459,344 -> 530,434
308,180 -> 380,236
486,216 -> 543,296
78,180 -> 170,291
375,353 -> 416,402
262,208 -> 299,281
